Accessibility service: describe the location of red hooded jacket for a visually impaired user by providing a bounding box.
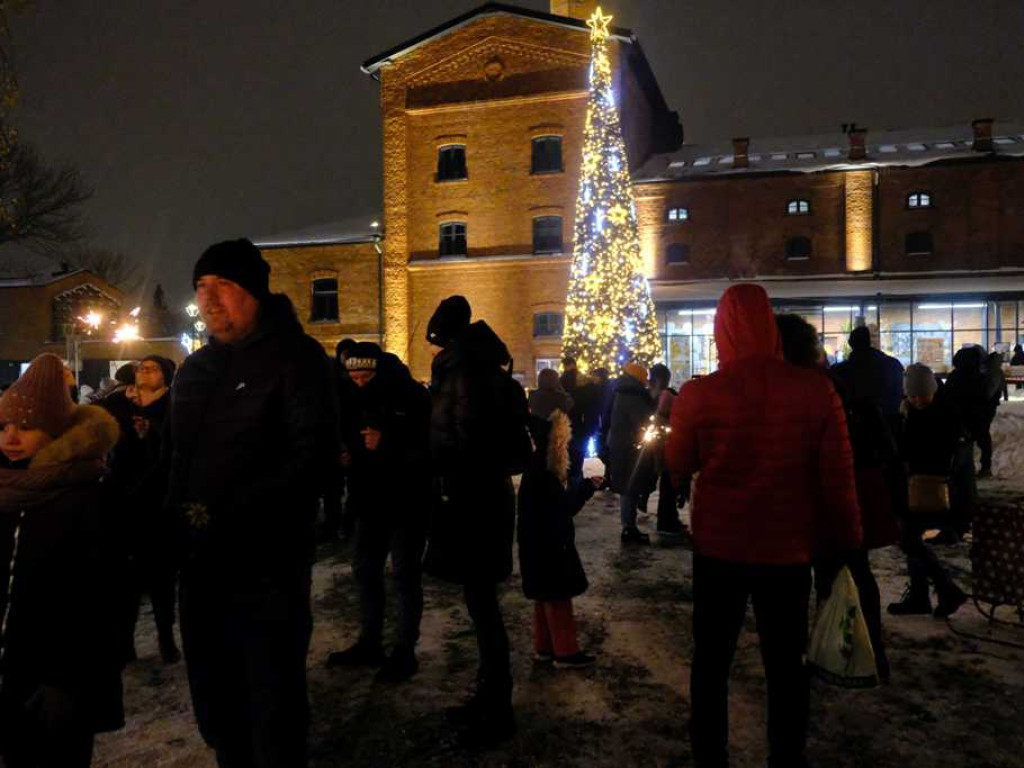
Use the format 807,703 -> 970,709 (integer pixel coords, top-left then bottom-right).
666,284 -> 861,564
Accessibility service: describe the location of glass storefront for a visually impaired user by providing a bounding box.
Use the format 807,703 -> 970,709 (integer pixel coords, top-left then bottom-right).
658,297 -> 1024,385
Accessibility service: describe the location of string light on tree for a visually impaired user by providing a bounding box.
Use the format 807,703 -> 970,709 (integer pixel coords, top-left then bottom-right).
562,6 -> 660,376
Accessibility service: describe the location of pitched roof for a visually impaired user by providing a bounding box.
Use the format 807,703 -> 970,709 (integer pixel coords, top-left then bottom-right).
634,121 -> 1024,183
0,268 -> 91,288
361,2 -> 634,75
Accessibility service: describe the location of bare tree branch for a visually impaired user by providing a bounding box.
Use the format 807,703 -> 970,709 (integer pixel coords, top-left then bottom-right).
63,246 -> 143,293
0,142 -> 92,251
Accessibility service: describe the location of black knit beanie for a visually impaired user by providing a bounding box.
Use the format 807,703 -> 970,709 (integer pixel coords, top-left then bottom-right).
426,295 -> 471,347
192,238 -> 271,300
140,354 -> 176,385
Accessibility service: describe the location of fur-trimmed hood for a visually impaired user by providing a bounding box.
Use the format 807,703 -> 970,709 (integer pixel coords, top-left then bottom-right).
30,405 -> 119,469
0,405 -> 119,509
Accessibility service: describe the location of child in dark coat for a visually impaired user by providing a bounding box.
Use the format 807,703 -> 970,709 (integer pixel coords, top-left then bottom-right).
517,409 -> 600,668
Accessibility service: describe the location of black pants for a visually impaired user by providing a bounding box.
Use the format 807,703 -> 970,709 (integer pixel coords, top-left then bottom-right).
124,553 -> 177,651
690,556 -> 811,768
950,442 -> 977,534
180,565 -> 312,768
814,550 -> 885,664
0,691 -> 94,768
656,470 -> 684,532
353,512 -> 426,650
977,413 -> 995,471
463,582 -> 512,705
897,515 -> 959,598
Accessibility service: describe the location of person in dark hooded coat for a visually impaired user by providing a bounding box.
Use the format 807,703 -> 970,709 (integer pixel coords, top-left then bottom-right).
424,295 -> 529,748
606,362 -> 654,543
517,410 -> 600,668
0,354 -> 124,767
325,342 -> 431,683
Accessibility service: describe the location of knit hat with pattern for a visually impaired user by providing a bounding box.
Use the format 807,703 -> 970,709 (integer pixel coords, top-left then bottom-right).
0,354 -> 75,437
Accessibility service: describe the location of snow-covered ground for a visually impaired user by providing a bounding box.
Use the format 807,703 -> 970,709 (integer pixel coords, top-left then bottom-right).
92,423 -> 1024,767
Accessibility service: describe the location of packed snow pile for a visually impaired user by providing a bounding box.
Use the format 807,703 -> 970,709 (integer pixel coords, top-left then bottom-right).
989,400 -> 1024,482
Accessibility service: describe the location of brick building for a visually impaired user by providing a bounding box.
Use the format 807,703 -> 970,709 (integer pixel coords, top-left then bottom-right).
0,269 -> 185,387
262,1 -> 1024,385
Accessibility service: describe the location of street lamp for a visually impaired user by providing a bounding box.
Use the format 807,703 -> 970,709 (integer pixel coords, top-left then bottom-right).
182,302 -> 206,352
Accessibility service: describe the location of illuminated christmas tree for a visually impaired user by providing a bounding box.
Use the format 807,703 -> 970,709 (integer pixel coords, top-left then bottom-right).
562,7 -> 660,376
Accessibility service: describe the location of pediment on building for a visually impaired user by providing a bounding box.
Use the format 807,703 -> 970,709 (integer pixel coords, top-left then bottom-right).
405,36 -> 589,109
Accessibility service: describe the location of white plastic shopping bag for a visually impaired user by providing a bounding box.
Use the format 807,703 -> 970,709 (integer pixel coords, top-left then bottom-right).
807,566 -> 878,688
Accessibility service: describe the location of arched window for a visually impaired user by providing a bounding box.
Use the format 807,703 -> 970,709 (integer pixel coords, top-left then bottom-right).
310,278 -> 339,322
785,236 -> 812,260
905,231 -> 933,255
531,136 -> 563,174
786,199 -> 811,216
532,216 -> 563,254
533,312 -> 564,338
439,222 -> 467,256
907,191 -> 932,209
666,243 -> 690,265
436,145 -> 467,181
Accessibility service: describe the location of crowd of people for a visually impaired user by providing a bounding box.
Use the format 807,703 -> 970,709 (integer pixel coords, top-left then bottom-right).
0,238 -> 1009,767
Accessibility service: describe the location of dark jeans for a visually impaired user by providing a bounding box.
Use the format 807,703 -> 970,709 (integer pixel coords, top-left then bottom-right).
568,435 -> 587,484
951,442 -> 978,535
463,582 -> 512,705
0,692 -> 94,768
353,512 -> 426,650
897,515 -> 959,598
977,414 -> 995,471
814,550 -> 885,664
656,470 -> 683,532
321,473 -> 348,538
691,556 -> 811,768
124,553 -> 177,651
180,565 -> 313,768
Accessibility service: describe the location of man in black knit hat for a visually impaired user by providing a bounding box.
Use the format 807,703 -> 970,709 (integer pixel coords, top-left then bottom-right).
166,238 -> 339,767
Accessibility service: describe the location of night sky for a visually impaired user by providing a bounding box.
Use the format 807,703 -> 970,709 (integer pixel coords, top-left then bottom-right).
8,0 -> 1024,303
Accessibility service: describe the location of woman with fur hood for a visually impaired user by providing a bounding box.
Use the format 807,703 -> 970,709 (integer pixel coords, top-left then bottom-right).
0,354 -> 124,767
517,409 -> 600,668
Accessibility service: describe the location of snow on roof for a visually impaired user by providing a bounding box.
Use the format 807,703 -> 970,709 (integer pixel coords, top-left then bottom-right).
634,121 -> 1024,183
252,217 -> 383,249
0,268 -> 90,288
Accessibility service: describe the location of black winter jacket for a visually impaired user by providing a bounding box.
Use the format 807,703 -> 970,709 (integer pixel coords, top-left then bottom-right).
166,294 -> 339,575
341,353 -> 431,512
517,451 -> 595,601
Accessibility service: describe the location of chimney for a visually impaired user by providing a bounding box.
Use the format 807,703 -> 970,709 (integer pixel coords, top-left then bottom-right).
972,118 -> 994,152
732,138 -> 749,169
550,0 -> 600,21
847,128 -> 867,161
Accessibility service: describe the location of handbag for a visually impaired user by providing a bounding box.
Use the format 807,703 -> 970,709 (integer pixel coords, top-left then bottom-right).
907,475 -> 950,514
808,566 -> 878,688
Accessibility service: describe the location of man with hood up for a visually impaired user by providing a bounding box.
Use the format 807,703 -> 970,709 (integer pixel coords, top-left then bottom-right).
424,295 -> 530,748
165,239 -> 339,767
666,284 -> 860,768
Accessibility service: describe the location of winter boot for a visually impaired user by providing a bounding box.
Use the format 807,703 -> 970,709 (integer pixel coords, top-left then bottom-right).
621,526 -> 650,545
375,647 -> 419,683
886,585 -> 932,616
326,639 -> 387,668
553,651 -> 596,669
933,585 -> 968,619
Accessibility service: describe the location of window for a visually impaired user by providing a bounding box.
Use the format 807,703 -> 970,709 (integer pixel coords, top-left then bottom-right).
439,222 -> 467,256
786,199 -> 811,216
531,136 -> 563,174
533,312 -> 564,338
667,207 -> 689,222
532,216 -> 563,254
666,243 -> 690,265
907,191 -> 932,209
310,278 -> 339,322
436,145 -> 467,181
785,236 -> 812,260
905,231 -> 933,255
